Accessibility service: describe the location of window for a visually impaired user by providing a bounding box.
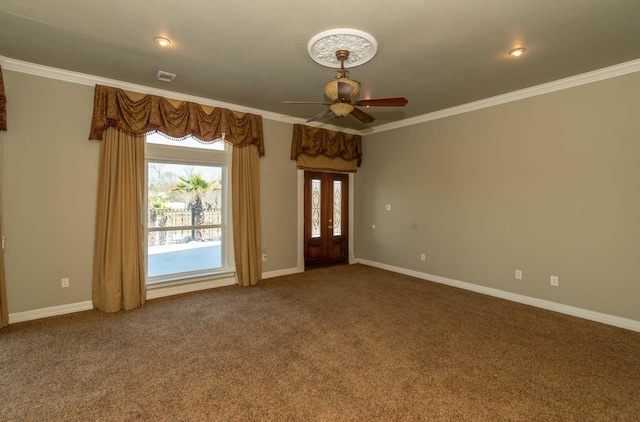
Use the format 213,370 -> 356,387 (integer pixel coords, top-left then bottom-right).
145,133 -> 230,284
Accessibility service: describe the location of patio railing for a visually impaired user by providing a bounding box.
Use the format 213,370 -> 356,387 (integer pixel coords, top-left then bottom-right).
148,208 -> 222,246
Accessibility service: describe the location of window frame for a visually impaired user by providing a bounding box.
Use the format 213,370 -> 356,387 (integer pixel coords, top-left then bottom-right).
145,137 -> 232,285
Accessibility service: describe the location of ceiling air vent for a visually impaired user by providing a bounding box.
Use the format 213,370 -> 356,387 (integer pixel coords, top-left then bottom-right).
156,70 -> 177,82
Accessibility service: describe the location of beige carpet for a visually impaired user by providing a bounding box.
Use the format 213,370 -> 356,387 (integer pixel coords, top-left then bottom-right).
1,264 -> 639,421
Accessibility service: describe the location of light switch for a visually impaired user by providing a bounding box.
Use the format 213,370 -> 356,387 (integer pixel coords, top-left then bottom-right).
385,204 -> 391,211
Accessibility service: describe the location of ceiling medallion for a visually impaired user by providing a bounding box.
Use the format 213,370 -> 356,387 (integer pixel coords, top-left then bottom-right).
307,28 -> 378,69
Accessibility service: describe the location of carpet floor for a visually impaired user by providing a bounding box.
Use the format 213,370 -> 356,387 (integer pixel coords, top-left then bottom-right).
1,264 -> 639,421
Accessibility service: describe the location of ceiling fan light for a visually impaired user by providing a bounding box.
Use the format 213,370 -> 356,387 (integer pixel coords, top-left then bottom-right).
330,102 -> 355,117
324,78 -> 361,100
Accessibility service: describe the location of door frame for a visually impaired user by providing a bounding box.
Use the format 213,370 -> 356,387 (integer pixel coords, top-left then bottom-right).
297,169 -> 355,272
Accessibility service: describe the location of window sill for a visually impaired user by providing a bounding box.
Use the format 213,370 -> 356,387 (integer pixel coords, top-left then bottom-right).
146,270 -> 235,290
146,271 -> 237,301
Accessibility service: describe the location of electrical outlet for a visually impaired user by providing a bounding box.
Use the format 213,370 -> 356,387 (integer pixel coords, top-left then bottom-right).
420,253 -> 426,261
262,253 -> 267,262
550,275 -> 559,287
515,269 -> 522,280
61,278 -> 70,288
385,204 -> 392,211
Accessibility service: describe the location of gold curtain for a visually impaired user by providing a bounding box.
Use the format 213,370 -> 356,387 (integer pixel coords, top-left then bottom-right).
0,66 -> 6,131
92,128 -> 146,312
232,145 -> 262,286
0,201 -> 7,328
290,124 -> 362,172
90,84 -> 265,300
0,66 -> 7,327
89,85 -> 264,155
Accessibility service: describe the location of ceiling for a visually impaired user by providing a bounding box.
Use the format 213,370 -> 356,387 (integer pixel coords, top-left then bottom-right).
1,1 -> 640,131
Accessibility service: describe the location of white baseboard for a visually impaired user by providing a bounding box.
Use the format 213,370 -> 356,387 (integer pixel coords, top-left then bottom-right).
18,262 -> 632,332
6,266 -> 305,325
262,267 -> 302,279
9,301 -> 94,324
146,276 -> 236,300
357,259 -> 640,333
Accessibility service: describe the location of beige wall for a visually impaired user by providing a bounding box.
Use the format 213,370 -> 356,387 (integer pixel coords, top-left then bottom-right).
356,71 -> 640,321
2,71 -> 98,313
6,66 -> 639,321
260,119 -> 298,272
1,71 -> 299,314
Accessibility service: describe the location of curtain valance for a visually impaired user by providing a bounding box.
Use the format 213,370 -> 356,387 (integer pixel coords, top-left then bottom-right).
89,85 -> 264,156
290,124 -> 362,172
0,66 -> 6,131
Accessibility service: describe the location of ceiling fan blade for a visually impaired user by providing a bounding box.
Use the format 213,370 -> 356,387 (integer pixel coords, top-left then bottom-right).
353,97 -> 409,107
337,81 -> 355,101
306,109 -> 333,122
284,101 -> 332,105
350,107 -> 375,123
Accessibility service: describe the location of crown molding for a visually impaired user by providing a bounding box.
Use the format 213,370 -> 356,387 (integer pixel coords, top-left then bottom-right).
362,57 -> 640,135
3,55 -> 639,137
0,55 -> 361,136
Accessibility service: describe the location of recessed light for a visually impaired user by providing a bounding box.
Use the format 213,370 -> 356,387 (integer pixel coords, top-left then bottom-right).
154,37 -> 171,47
509,47 -> 526,57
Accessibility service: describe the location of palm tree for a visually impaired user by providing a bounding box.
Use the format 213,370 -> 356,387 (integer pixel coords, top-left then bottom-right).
206,179 -> 223,220
148,193 -> 167,223
148,193 -> 170,245
172,174 -> 214,241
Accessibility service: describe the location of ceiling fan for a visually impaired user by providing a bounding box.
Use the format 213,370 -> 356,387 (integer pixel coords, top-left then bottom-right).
284,50 -> 408,123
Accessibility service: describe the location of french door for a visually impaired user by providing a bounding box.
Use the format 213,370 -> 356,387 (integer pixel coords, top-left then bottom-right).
304,171 -> 349,269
